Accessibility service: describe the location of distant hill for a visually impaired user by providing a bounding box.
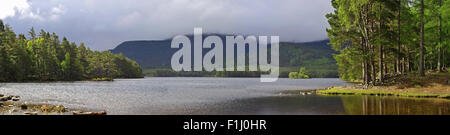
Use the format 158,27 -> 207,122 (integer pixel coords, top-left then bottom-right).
110,35 -> 338,78
111,40 -> 175,68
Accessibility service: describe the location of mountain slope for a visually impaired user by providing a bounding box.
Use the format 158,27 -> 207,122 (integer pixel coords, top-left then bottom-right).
111,36 -> 337,77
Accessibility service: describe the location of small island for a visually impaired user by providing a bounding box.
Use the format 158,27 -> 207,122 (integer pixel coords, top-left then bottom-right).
288,67 -> 311,79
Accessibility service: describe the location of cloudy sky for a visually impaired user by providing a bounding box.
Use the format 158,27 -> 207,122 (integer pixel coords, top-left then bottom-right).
1,0 -> 333,50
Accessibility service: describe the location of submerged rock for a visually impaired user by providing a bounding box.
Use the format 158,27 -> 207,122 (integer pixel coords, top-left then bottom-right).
20,104 -> 28,110
10,109 -> 18,113
72,111 -> 107,115
24,112 -> 38,115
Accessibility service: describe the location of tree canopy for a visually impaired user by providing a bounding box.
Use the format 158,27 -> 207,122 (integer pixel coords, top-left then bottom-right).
327,0 -> 449,85
0,20 -> 143,82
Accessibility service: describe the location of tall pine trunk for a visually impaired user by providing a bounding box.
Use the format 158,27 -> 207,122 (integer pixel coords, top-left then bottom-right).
397,0 -> 402,74
379,3 -> 384,83
419,0 -> 425,76
361,37 -> 367,85
362,37 -> 370,86
437,0 -> 442,72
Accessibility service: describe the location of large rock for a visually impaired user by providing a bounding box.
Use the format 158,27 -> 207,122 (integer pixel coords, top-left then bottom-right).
54,105 -> 66,113
12,97 -> 20,101
40,105 -> 53,112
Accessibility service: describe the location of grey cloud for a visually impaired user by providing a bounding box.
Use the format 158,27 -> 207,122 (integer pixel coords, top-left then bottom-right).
3,0 -> 333,50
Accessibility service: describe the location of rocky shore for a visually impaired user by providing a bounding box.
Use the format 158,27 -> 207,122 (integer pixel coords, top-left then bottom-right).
0,94 -> 107,115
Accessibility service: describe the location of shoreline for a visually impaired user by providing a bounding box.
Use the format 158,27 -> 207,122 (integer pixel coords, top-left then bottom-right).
0,77 -> 146,83
279,82 -> 450,100
279,88 -> 450,100
316,88 -> 450,99
0,94 -> 106,115
1,94 -> 72,115
313,73 -> 450,99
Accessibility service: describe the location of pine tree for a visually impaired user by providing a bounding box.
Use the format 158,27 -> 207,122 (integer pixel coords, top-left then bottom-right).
0,19 -> 143,82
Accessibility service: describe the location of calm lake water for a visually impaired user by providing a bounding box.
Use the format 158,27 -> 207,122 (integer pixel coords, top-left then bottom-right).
0,77 -> 449,115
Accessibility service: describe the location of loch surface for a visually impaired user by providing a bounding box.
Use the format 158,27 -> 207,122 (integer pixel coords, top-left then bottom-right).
1,78 -> 448,115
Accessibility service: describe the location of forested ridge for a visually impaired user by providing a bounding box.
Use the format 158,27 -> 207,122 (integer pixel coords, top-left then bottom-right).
113,39 -> 338,78
327,0 -> 449,85
0,20 -> 143,82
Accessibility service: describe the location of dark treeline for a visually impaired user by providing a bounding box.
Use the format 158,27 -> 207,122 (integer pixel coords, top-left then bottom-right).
148,68 -> 338,78
147,68 -> 266,78
0,20 -> 143,82
327,0 -> 449,85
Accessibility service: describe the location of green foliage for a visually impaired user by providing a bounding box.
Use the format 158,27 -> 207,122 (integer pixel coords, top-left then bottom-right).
114,53 -> 143,78
0,20 -> 143,82
288,67 -> 311,79
61,53 -> 70,72
288,72 -> 298,79
279,41 -> 339,78
327,0 -> 450,85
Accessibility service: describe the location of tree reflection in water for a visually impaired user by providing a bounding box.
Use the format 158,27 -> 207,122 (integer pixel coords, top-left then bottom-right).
340,95 -> 450,115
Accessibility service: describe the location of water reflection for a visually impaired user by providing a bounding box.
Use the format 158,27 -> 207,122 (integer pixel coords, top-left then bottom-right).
204,95 -> 347,115
211,95 -> 450,115
340,95 -> 450,115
